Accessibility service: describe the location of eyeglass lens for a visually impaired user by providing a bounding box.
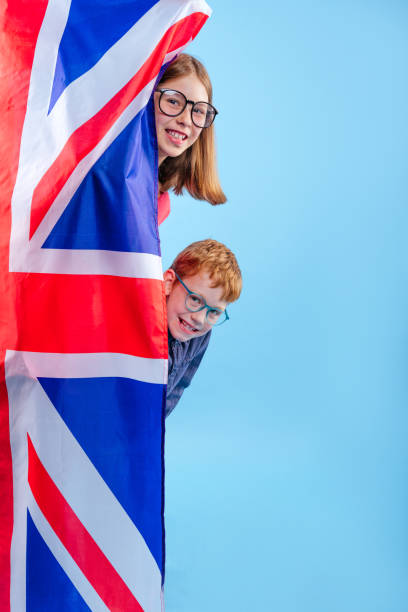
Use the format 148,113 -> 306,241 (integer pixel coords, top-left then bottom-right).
185,293 -> 226,326
159,90 -> 216,128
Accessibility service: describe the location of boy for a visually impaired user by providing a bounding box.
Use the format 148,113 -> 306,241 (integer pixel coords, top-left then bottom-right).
163,239 -> 242,417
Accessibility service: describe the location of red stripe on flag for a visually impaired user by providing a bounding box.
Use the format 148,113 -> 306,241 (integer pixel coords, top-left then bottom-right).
0,0 -> 49,213
0,3 -> 49,609
13,274 -> 167,358
29,11 -> 209,238
27,435 -> 144,611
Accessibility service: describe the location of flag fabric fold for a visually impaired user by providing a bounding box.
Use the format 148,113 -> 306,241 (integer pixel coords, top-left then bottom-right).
0,1 -> 211,609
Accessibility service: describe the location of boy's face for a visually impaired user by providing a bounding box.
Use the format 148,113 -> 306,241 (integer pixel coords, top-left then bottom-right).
164,269 -> 228,342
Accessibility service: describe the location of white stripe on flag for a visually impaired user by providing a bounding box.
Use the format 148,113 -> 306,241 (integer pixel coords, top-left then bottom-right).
5,351 -> 168,385
11,247 -> 164,279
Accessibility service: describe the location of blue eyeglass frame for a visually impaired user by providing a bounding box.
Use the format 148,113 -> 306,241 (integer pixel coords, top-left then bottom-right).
174,272 -> 229,326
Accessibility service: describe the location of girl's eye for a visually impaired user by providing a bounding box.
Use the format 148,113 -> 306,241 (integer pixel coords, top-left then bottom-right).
193,106 -> 205,116
167,98 -> 181,107
190,295 -> 202,304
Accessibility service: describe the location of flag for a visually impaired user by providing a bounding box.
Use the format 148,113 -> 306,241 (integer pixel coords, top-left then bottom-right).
0,0 -> 211,609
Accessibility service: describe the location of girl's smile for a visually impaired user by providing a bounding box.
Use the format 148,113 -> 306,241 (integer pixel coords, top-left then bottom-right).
165,128 -> 188,145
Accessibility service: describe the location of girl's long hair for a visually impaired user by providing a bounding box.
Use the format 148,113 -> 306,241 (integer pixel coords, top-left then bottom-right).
158,54 -> 226,205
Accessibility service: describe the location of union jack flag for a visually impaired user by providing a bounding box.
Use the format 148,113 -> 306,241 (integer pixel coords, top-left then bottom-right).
0,1 -> 211,609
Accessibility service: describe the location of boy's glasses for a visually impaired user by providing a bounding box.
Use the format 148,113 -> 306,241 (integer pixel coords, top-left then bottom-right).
156,89 -> 218,128
174,272 -> 229,326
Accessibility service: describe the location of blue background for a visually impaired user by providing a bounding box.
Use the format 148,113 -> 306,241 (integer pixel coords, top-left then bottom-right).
160,2 -> 408,611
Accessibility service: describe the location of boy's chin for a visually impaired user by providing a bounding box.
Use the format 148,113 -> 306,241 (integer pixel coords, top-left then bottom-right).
169,318 -> 205,341
170,328 -> 200,342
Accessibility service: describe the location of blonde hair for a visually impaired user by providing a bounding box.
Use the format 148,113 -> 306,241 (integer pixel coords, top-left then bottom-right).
171,239 -> 242,303
158,54 -> 226,205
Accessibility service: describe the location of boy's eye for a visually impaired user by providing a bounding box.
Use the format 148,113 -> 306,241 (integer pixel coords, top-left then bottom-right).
186,293 -> 205,311
207,309 -> 222,321
190,294 -> 202,305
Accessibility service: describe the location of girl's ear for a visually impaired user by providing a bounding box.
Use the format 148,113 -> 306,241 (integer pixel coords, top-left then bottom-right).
163,268 -> 177,296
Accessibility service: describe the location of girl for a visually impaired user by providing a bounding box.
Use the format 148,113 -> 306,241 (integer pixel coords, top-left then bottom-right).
154,54 -> 226,224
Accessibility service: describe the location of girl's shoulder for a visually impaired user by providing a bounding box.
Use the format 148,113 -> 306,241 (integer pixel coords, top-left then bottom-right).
158,191 -> 170,225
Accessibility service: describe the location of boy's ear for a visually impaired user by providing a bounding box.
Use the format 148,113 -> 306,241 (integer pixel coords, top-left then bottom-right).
163,268 -> 176,296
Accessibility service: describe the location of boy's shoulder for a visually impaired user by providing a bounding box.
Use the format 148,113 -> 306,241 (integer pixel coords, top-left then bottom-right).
168,330 -> 211,370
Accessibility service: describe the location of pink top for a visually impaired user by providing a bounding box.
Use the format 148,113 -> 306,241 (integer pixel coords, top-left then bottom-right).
157,191 -> 170,225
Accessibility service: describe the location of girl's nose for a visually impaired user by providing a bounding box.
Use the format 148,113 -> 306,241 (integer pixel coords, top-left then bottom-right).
176,104 -> 192,126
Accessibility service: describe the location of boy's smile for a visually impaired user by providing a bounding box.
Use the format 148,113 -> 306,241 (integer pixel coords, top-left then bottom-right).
164,270 -> 228,342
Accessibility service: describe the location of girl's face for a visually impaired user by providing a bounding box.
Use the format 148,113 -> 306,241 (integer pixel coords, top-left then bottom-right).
154,73 -> 208,166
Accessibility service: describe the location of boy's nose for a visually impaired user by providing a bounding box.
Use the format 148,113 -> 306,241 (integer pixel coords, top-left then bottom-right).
190,309 -> 207,327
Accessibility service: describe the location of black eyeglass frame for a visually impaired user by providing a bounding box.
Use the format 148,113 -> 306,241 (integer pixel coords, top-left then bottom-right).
155,88 -> 218,128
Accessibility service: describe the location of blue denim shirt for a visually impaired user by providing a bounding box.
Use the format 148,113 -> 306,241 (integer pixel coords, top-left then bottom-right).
165,330 -> 211,417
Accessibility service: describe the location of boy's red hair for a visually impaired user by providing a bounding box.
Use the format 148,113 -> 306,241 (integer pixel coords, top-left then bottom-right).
171,239 -> 242,303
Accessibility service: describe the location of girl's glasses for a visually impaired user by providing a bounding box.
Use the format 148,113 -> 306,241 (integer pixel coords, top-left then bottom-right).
156,89 -> 218,128
174,272 -> 229,326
